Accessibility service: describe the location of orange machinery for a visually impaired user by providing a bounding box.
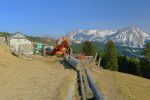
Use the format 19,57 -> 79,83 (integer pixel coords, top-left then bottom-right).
75,54 -> 86,60
47,37 -> 70,56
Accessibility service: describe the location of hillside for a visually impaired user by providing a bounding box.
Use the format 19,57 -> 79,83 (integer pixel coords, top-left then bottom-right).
0,43 -> 150,100
0,45 -> 77,100
71,42 -> 142,57
27,36 -> 56,46
0,32 -> 56,46
88,63 -> 150,100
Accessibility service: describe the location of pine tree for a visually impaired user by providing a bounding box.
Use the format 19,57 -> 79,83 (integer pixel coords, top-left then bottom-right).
118,55 -> 128,72
118,55 -> 141,76
96,51 -> 104,61
140,42 -> 150,78
143,42 -> 150,58
82,41 -> 96,55
102,40 -> 118,71
140,58 -> 150,79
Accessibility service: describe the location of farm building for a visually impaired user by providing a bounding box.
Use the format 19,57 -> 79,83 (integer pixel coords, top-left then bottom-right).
8,33 -> 33,56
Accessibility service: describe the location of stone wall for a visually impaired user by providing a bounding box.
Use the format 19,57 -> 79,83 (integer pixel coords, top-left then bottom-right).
11,44 -> 33,57
0,37 -> 6,44
19,44 -> 33,55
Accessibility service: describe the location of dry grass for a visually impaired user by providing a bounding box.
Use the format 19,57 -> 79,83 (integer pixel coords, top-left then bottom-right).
88,64 -> 150,100
0,45 -> 77,100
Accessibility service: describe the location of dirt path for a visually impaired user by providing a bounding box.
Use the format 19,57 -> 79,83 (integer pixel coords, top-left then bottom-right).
0,45 -> 76,100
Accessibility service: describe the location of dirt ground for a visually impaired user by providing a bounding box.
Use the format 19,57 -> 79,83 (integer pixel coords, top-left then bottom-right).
2,44 -> 149,100
88,63 -> 150,100
0,45 -> 77,100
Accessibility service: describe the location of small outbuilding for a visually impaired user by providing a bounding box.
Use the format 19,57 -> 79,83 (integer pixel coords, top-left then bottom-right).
8,33 -> 33,56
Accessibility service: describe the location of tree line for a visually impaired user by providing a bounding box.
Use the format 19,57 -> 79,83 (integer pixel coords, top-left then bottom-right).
79,41 -> 150,79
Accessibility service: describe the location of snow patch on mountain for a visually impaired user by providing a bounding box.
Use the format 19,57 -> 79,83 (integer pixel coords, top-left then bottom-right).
66,26 -> 150,48
107,26 -> 150,48
66,29 -> 116,42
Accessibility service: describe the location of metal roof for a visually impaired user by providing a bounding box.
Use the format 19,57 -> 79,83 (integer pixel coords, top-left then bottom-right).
11,33 -> 26,39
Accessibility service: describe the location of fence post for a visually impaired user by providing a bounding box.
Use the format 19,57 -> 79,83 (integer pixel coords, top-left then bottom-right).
98,58 -> 101,67
70,48 -> 73,55
94,52 -> 98,62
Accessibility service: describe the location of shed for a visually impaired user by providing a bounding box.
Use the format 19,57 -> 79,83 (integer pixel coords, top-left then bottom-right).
9,33 -> 33,56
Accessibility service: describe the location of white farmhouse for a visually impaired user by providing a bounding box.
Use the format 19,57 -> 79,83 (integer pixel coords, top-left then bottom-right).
9,33 -> 33,55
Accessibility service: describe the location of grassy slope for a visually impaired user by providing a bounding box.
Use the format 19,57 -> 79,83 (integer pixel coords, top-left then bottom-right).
0,45 -> 76,100
88,64 -> 150,100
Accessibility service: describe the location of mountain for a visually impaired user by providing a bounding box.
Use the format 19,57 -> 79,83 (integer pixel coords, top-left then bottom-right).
66,29 -> 116,42
66,26 -> 150,48
107,26 -> 150,48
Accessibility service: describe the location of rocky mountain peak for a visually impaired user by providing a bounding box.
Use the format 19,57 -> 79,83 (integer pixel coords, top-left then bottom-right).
66,26 -> 150,48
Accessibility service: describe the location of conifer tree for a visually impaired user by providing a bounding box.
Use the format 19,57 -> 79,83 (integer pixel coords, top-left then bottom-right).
82,41 -> 96,55
103,40 -> 118,71
140,42 -> 150,78
143,42 -> 150,58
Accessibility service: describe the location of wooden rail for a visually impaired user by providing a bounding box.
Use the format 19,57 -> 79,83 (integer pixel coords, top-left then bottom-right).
85,67 -> 103,100
63,54 -> 103,100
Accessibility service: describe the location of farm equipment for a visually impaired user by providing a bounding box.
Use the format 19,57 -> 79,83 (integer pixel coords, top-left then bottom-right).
46,37 -> 71,56
33,43 -> 43,54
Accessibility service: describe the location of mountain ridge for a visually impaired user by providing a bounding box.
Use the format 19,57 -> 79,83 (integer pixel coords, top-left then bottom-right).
66,26 -> 150,48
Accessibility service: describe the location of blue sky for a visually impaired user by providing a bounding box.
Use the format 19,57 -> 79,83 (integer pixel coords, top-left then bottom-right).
0,0 -> 150,38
